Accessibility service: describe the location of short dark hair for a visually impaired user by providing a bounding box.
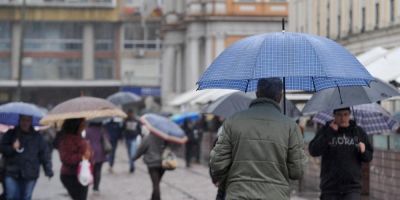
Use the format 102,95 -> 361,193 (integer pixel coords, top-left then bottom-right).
62,118 -> 84,135
256,78 -> 283,101
333,107 -> 351,114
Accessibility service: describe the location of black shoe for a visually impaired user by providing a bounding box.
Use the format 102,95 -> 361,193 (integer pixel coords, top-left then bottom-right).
129,166 -> 135,173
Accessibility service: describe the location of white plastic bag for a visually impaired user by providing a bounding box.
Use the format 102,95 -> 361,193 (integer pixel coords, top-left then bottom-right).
77,159 -> 93,186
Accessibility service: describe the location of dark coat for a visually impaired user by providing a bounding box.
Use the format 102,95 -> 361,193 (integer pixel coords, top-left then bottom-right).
0,126 -> 53,180
309,121 -> 373,194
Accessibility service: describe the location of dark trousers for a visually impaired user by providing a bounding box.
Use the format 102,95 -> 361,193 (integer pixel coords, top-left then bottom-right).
185,142 -> 195,167
108,137 -> 119,167
148,167 -> 165,200
93,163 -> 103,191
321,192 -> 361,200
60,174 -> 88,200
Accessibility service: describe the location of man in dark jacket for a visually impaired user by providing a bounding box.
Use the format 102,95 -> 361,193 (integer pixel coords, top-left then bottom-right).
309,107 -> 373,200
210,78 -> 306,199
0,115 -> 53,200
123,110 -> 141,173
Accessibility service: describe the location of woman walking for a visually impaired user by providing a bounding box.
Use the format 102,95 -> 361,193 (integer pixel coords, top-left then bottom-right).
85,121 -> 108,194
57,118 -> 91,200
134,131 -> 166,200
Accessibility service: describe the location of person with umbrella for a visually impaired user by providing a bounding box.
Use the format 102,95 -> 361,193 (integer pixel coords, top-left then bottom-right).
123,109 -> 141,173
209,78 -> 306,199
309,107 -> 373,200
0,114 -> 53,200
135,113 -> 187,200
57,118 -> 91,200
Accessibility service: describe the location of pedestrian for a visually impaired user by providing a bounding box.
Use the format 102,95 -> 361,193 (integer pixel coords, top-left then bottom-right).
182,119 -> 196,167
193,116 -> 206,164
123,110 -> 141,173
134,130 -> 167,200
209,78 -> 306,199
85,121 -> 108,194
309,107 -> 373,200
58,118 -> 91,200
0,115 -> 53,200
104,118 -> 122,173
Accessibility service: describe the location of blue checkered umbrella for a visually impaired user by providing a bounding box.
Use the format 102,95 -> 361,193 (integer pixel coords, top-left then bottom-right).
197,32 -> 374,92
313,104 -> 398,134
0,102 -> 45,126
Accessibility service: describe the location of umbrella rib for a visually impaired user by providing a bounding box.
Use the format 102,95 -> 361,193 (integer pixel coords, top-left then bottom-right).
335,81 -> 344,105
311,77 -> 317,92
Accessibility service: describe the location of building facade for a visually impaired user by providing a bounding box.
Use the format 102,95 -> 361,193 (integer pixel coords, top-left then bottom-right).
289,0 -> 400,54
0,0 -> 162,106
161,0 -> 288,106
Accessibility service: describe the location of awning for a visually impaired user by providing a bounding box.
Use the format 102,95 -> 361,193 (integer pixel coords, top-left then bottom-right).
357,47 -> 388,66
168,89 -> 208,106
367,47 -> 400,82
189,89 -> 237,105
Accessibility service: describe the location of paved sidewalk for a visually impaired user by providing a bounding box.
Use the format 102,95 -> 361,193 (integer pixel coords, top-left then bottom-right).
32,143 -> 317,200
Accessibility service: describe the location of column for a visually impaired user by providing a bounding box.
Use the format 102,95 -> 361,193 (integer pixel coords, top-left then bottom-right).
175,45 -> 183,93
214,32 -> 225,58
83,23 -> 94,80
319,0 -> 327,37
365,1 -> 375,31
204,34 -> 213,68
379,0 -> 389,28
11,22 -> 22,80
340,0 -> 350,37
352,0 -> 362,34
184,36 -> 200,90
329,0 -> 338,39
161,44 -> 175,101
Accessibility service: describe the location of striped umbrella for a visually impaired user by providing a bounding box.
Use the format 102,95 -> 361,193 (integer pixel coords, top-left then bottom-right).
313,103 -> 398,134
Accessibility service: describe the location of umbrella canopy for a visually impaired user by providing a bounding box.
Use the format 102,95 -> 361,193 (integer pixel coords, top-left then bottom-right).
313,104 -> 398,134
202,92 -> 301,119
140,113 -> 188,144
171,112 -> 200,125
197,32 -> 373,92
0,102 -> 45,126
107,91 -> 142,106
302,79 -> 400,114
40,96 -> 127,125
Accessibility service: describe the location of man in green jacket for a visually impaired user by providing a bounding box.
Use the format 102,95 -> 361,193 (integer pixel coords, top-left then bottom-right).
210,78 -> 306,200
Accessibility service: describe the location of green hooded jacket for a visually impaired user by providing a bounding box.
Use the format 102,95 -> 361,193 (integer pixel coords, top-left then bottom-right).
210,98 -> 306,200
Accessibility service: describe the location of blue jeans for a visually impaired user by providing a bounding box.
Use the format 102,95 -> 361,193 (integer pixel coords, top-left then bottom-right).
126,138 -> 137,169
5,176 -> 37,200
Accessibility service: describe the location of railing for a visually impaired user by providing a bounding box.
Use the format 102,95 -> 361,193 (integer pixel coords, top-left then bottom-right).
123,40 -> 161,51
24,39 -> 82,51
0,0 -> 116,8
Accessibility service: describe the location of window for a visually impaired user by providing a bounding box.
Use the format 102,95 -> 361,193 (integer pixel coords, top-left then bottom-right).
95,24 -> 115,51
124,22 -> 161,50
23,58 -> 82,80
0,22 -> 11,51
349,9 -> 353,34
0,58 -> 11,80
24,22 -> 83,51
338,15 -> 341,38
95,59 -> 115,79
